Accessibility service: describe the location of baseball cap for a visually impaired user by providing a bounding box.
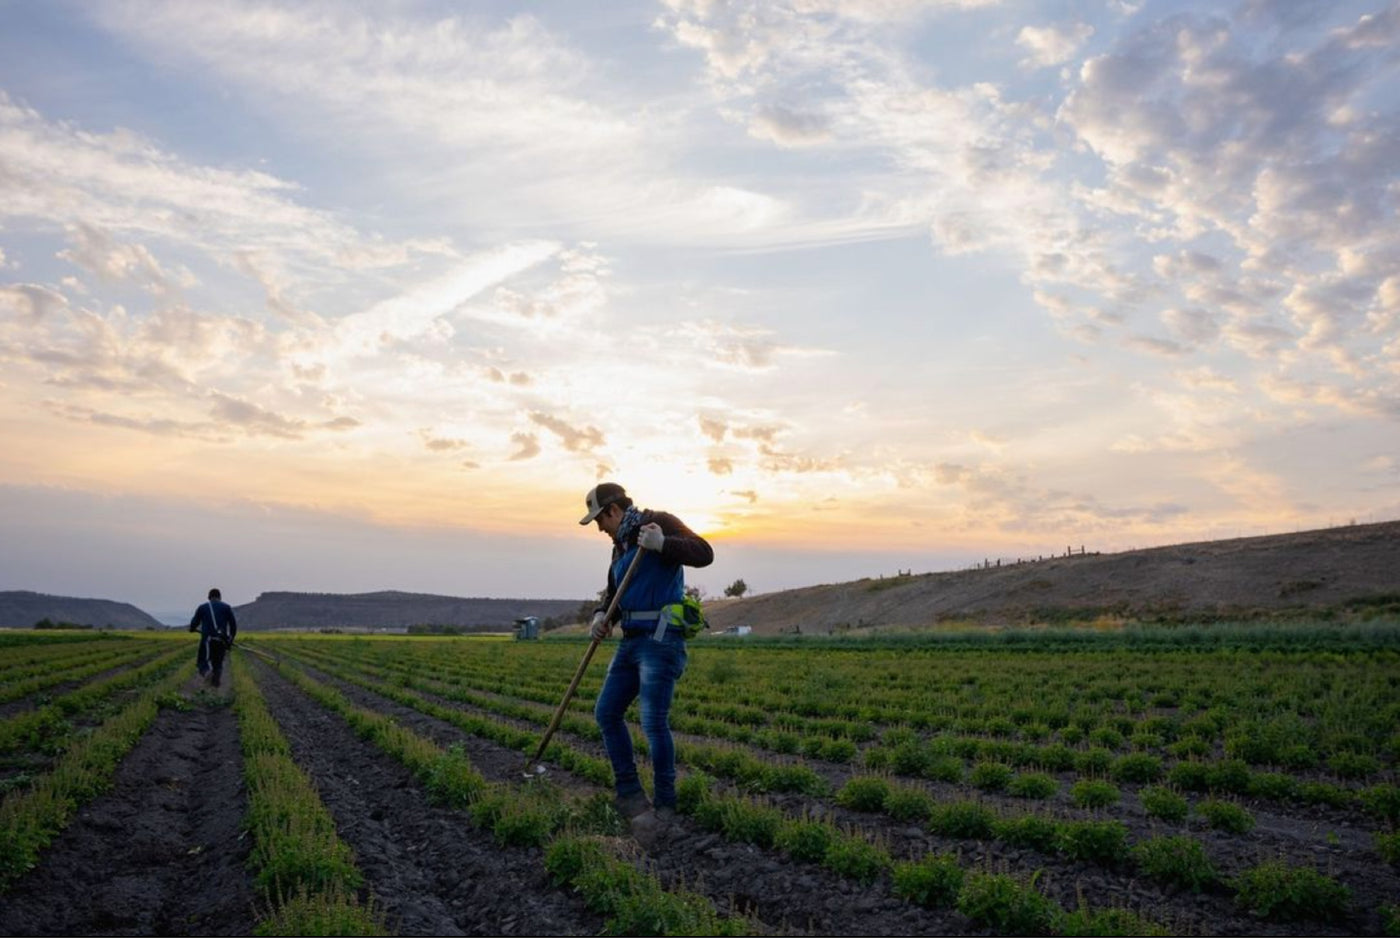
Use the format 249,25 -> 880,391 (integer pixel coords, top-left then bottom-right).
579,482 -> 626,525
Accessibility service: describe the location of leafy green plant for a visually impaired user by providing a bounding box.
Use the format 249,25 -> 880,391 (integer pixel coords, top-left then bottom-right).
774,817 -> 836,863
1057,903 -> 1172,937
957,871 -> 1060,935
1168,761 -> 1211,791
993,814 -> 1062,853
1248,771 -> 1298,801
763,761 -> 829,795
929,800 -> 997,839
926,754 -> 965,783
424,745 -> 487,808
1006,772 -> 1058,799
891,852 -> 964,908
490,798 -> 555,847
1139,785 -> 1188,823
1109,753 -> 1162,784
1198,798 -> 1255,834
1090,727 -> 1125,750
822,830 -> 890,884
1056,819 -> 1130,866
1071,779 -> 1120,809
1328,750 -> 1381,780
545,834 -> 750,935
1131,835 -> 1218,891
1206,759 -> 1253,794
889,740 -> 931,776
817,737 -> 859,763
884,785 -> 935,822
1232,860 -> 1350,922
836,775 -> 891,812
1361,783 -> 1400,826
1381,903 -> 1400,937
253,885 -> 386,937
970,761 -> 1014,792
1298,780 -> 1354,808
1376,830 -> 1400,866
1075,747 -> 1114,775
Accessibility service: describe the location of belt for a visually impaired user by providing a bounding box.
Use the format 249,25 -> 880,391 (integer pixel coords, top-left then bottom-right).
620,608 -> 681,640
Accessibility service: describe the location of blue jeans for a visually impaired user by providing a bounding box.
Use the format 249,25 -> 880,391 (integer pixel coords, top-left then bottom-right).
594,631 -> 688,808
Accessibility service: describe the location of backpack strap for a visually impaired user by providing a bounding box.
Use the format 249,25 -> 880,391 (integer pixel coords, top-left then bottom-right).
207,601 -> 226,642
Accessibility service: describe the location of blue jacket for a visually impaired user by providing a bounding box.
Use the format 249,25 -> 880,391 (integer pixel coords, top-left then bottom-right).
189,599 -> 238,642
603,509 -> 713,624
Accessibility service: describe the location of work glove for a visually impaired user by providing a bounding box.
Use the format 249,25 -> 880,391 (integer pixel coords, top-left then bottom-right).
637,523 -> 665,552
589,611 -> 611,641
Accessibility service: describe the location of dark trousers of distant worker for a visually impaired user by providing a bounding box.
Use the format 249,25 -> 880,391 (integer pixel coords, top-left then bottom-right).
197,633 -> 229,682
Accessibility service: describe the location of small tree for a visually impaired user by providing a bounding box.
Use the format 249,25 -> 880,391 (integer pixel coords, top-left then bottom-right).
724,578 -> 749,598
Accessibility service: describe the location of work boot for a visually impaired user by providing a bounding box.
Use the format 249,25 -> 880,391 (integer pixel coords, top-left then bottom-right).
630,809 -> 660,850
631,806 -> 676,853
614,790 -> 651,820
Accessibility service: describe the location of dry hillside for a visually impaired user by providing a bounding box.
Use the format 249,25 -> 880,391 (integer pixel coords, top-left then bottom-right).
702,519 -> 1400,636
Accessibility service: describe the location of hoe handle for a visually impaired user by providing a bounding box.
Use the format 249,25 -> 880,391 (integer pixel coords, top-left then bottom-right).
527,547 -> 646,768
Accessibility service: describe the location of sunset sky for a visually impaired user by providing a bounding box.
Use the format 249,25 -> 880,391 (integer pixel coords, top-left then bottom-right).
2,1 -> 1397,621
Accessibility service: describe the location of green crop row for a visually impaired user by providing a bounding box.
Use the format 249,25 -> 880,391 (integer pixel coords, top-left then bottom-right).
0,636 -> 139,685
255,650 -> 755,935
256,642 -> 615,787
0,642 -> 166,705
231,662 -> 386,936
0,646 -> 187,757
683,769 -> 1357,932
0,659 -> 192,891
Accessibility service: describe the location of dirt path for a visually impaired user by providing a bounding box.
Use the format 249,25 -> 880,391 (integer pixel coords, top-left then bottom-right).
0,678 -> 257,937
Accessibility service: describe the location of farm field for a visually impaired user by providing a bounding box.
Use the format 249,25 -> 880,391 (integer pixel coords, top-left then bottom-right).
1,624 -> 1398,936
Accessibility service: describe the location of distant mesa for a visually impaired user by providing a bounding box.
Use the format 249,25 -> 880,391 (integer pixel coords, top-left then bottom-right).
230,590 -> 586,632
0,591 -> 164,630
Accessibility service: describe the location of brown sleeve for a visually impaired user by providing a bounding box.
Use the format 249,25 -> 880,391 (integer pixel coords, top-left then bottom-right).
649,510 -> 714,568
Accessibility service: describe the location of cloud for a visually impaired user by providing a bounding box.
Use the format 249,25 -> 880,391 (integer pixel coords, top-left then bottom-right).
934,459 -> 1189,531
419,430 -> 470,453
699,416 -> 728,442
57,223 -> 194,295
329,241 -> 559,359
1017,22 -> 1095,68
0,90 -> 364,264
0,283 -> 69,321
748,103 -> 833,145
508,432 -> 541,461
528,410 -> 606,454
1161,306 -> 1221,346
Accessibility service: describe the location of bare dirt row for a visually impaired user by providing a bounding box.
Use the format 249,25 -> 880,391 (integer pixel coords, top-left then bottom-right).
0,676 -> 256,937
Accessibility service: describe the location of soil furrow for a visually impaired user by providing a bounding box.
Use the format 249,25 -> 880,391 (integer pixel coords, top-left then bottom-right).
248,657 -> 606,936
0,680 -> 257,937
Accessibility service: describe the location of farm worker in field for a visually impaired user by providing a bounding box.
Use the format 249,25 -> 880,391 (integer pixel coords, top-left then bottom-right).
580,482 -> 713,843
188,588 -> 237,688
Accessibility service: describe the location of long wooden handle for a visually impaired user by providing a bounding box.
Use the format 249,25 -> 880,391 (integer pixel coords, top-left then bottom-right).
526,546 -> 646,767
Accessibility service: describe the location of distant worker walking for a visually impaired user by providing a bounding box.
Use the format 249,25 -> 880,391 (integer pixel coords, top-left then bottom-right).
580,482 -> 713,846
188,588 -> 237,687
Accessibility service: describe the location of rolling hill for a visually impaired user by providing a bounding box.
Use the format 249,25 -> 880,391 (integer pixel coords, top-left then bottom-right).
0,591 -> 165,630
702,519 -> 1400,635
